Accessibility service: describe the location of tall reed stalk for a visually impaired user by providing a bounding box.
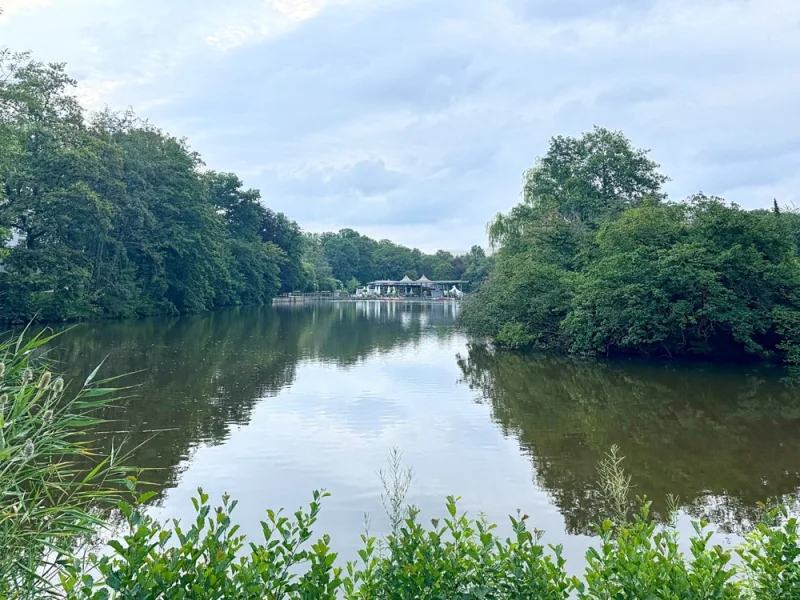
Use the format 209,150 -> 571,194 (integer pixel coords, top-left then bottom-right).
0,327 -> 131,600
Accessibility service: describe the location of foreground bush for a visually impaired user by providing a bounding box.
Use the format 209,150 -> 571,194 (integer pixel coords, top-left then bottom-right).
59,453 -> 799,600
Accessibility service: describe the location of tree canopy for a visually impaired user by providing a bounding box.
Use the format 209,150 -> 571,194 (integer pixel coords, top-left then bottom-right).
461,127 -> 800,364
302,230 -> 491,292
0,54 -> 301,322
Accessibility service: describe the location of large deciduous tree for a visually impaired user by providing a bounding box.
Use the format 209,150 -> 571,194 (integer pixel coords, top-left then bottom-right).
462,128 -> 800,363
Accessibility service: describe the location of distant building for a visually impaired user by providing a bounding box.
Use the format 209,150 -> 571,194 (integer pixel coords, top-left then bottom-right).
361,275 -> 468,298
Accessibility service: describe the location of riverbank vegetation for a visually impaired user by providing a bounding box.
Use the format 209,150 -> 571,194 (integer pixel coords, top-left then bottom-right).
0,51 -> 303,322
60,486 -> 800,599
0,330 -> 130,598
0,51 -> 491,323
303,230 -> 493,293
2,341 -> 799,599
460,127 -> 800,363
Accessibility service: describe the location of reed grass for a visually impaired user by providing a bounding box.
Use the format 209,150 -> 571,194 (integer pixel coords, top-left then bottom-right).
0,328 -> 132,599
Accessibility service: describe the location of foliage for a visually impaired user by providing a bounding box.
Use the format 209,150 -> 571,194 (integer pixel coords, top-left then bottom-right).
62,488 -> 342,600
738,505 -> 800,599
462,127 -> 800,363
58,448 -> 800,600
0,55 -> 303,322
346,498 -> 572,600
461,245 -> 495,288
0,51 -> 490,317
302,234 -> 341,292
259,209 -> 306,294
0,328 -> 130,599
312,230 -> 491,291
579,504 -> 740,599
564,197 -> 800,360
577,448 -> 740,599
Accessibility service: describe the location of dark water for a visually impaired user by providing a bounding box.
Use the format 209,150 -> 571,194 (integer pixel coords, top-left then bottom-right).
46,302 -> 800,567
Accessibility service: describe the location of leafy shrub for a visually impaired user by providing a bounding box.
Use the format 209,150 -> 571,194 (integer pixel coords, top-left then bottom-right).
461,127 -> 800,364
354,501 -> 570,599
578,504 -> 739,599
58,449 -> 800,600
62,487 -> 342,600
577,447 -> 740,599
738,505 -> 800,599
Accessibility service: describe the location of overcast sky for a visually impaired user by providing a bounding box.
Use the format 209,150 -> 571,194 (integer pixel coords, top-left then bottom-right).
2,0 -> 799,252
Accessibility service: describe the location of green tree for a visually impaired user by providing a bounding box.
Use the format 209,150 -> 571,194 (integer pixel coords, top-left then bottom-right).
345,277 -> 361,294
372,240 -> 417,280
461,245 -> 494,286
0,56 -> 117,320
320,230 -> 363,283
0,52 -> 292,322
488,127 -> 667,263
462,128 -> 800,364
522,126 -> 667,227
260,210 -> 307,293
302,234 -> 339,292
565,197 -> 800,360
205,171 -> 284,304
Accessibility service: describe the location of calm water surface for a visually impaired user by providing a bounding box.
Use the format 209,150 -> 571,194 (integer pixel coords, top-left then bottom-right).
48,302 -> 800,568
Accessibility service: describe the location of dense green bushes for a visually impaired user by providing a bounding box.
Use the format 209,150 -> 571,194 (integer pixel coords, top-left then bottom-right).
461,127 -> 800,363
60,456 -> 800,600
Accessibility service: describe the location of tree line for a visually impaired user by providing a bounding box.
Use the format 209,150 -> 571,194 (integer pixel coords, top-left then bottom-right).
0,51 -> 306,322
460,127 -> 800,363
0,51 -> 491,322
304,230 -> 492,294
8,47 -> 794,365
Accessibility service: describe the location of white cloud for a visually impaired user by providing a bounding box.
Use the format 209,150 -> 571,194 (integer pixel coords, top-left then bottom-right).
273,0 -> 324,21
203,0 -> 373,51
0,0 -> 52,22
205,25 -> 262,51
2,0 -> 799,250
74,78 -> 122,111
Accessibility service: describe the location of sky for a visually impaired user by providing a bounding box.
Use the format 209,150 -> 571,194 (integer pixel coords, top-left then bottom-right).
2,0 -> 799,253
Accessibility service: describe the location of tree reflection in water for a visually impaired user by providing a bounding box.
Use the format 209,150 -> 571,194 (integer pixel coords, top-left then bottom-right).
457,342 -> 800,535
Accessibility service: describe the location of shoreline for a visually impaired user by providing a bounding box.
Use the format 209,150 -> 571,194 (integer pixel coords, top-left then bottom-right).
272,296 -> 463,304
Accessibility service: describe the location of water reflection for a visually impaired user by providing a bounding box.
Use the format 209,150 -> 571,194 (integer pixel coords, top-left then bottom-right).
43,301 -> 800,550
456,343 -> 800,535
50,302 -> 460,494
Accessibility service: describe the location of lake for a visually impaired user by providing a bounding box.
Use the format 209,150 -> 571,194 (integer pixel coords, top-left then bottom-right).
47,301 -> 800,569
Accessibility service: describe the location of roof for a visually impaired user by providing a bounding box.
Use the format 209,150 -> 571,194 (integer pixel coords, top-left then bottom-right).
367,278 -> 469,286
